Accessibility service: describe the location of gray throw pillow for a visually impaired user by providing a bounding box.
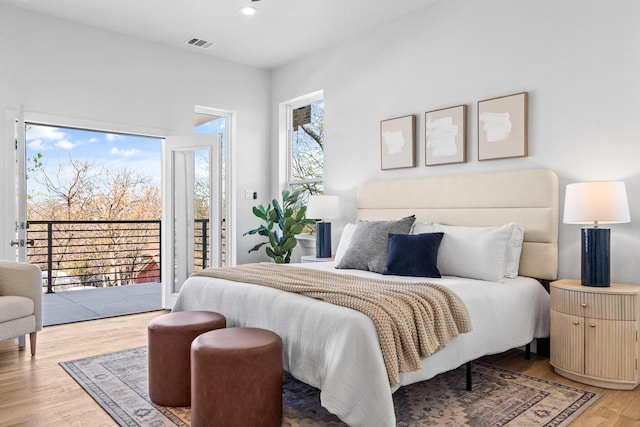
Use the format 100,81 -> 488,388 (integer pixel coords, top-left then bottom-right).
335,215 -> 415,273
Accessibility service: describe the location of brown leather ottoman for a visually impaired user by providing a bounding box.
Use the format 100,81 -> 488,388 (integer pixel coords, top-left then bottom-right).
191,327 -> 283,427
147,310 -> 226,407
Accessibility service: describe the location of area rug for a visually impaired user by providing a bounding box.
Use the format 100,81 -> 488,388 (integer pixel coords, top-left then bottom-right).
60,347 -> 598,426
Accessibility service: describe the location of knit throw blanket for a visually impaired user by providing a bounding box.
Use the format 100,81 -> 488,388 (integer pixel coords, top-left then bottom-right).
193,263 -> 473,385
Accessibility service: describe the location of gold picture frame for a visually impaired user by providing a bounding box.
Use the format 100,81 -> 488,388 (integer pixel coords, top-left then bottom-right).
478,92 -> 528,161
425,105 -> 467,166
380,115 -> 416,170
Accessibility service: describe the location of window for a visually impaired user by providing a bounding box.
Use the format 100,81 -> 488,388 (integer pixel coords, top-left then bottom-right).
285,92 -> 324,201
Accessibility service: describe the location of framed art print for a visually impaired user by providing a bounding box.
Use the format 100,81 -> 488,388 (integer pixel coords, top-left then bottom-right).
477,92 -> 528,161
425,105 -> 466,166
380,115 -> 416,170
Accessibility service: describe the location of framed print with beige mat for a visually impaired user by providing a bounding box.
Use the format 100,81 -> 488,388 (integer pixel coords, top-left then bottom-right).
478,92 -> 528,161
380,115 -> 416,170
425,104 -> 467,166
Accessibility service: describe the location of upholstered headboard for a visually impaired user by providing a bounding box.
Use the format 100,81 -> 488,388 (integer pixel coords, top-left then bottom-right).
356,169 -> 559,280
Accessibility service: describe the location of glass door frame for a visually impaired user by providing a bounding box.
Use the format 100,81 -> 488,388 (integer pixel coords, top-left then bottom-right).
194,105 -> 236,267
2,108 -> 169,261
161,134 -> 221,309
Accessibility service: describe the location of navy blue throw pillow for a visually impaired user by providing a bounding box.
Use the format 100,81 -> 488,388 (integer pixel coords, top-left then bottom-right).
383,232 -> 444,277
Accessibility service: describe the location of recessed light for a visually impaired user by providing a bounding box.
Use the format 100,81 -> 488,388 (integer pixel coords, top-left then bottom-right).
240,6 -> 256,16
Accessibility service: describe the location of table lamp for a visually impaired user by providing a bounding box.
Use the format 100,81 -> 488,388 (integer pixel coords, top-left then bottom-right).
306,195 -> 340,258
563,181 -> 630,287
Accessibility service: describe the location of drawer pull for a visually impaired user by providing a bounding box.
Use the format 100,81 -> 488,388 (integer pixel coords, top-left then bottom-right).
590,323 -> 596,328
573,320 -> 580,325
581,303 -> 588,308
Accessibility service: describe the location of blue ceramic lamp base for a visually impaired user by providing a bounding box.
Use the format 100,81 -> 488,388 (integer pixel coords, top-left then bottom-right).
315,221 -> 332,258
581,227 -> 610,287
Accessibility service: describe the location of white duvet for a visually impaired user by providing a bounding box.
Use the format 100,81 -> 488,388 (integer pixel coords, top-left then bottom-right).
173,262 -> 550,427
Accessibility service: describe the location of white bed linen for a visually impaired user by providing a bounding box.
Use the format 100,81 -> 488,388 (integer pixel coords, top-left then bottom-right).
173,262 -> 550,427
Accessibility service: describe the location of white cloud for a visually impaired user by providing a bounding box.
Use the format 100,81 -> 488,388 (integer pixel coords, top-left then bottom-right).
56,140 -> 76,150
110,147 -> 141,158
106,133 -> 124,142
26,126 -> 66,142
27,139 -> 51,151
88,137 -> 98,143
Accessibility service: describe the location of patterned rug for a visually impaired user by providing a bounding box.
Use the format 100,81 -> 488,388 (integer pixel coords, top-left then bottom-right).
60,347 -> 599,426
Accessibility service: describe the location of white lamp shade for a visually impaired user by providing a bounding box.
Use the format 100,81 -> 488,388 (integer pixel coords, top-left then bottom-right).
306,195 -> 340,220
563,181 -> 630,225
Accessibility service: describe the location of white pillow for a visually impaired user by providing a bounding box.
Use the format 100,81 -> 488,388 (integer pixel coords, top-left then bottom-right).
334,223 -> 356,264
410,220 -> 432,233
412,222 -> 525,279
504,224 -> 524,278
411,222 -> 516,282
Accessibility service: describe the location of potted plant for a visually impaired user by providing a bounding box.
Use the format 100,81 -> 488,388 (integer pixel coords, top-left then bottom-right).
244,189 -> 315,263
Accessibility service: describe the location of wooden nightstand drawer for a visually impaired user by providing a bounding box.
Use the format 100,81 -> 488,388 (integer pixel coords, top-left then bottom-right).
551,286 -> 638,320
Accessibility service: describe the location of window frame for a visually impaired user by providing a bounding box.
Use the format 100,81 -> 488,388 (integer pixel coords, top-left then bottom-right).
281,90 -> 324,195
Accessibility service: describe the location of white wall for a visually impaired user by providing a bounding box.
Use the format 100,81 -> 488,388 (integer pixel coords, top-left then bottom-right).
271,0 -> 640,284
0,4 -> 271,264
3,1 -> 639,279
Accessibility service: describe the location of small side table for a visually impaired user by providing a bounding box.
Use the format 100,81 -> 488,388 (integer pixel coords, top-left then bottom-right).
550,279 -> 640,390
301,255 -> 335,263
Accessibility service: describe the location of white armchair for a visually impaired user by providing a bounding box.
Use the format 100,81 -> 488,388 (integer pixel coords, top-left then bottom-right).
0,260 -> 43,355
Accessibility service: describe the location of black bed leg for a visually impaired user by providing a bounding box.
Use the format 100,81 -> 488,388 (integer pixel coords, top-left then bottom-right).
525,343 -> 531,360
466,361 -> 472,391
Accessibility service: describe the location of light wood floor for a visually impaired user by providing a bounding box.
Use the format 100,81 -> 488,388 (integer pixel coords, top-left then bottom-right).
1,311 -> 639,426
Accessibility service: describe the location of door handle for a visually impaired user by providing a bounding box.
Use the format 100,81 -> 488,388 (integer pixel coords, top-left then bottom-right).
9,239 -> 33,247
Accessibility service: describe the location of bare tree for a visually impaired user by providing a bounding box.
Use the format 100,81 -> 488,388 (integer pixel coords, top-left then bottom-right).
27,159 -> 161,287
38,157 -> 96,220
291,101 -> 324,196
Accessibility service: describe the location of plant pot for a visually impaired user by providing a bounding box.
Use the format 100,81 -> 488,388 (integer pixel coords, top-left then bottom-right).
294,234 -> 316,260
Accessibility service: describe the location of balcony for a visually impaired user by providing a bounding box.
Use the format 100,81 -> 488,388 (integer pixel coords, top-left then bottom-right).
42,281 -> 162,325
27,219 -> 210,325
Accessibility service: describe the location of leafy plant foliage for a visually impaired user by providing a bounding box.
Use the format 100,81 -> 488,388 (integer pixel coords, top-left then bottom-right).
244,189 -> 314,263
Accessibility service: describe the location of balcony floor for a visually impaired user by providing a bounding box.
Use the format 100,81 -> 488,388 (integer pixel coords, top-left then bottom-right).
43,282 -> 163,326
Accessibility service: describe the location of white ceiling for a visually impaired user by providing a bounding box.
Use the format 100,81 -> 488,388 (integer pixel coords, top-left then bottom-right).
1,0 -> 437,69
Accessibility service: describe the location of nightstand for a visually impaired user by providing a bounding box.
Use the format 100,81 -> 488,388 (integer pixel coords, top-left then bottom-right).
300,255 -> 334,263
550,279 -> 640,390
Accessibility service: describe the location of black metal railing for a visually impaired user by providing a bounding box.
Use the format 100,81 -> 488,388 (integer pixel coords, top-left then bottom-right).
27,219 -> 212,292
194,219 -> 210,270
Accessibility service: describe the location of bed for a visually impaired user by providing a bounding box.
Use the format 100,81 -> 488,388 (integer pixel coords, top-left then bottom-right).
173,168 -> 559,427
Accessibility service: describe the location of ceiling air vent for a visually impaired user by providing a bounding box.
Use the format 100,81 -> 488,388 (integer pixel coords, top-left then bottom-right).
185,37 -> 214,49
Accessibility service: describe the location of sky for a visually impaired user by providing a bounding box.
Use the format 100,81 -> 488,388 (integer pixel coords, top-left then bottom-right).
26,124 -> 161,195
26,120 -> 225,197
